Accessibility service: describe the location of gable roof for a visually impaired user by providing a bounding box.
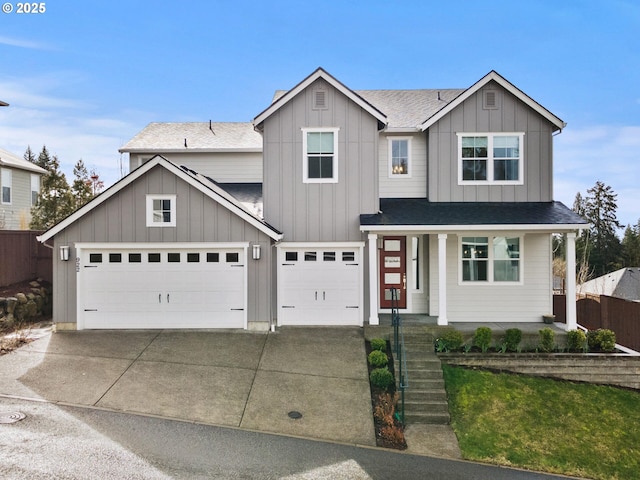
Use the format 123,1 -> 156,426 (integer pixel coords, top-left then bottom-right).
579,267 -> 640,301
0,147 -> 47,174
0,100 -> 8,107
360,199 -> 587,232
37,156 -> 282,243
419,70 -> 566,132
119,122 -> 262,153
253,67 -> 387,129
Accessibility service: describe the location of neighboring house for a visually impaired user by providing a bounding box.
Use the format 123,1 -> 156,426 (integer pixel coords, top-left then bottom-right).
579,268 -> 640,301
38,68 -> 587,331
0,148 -> 47,230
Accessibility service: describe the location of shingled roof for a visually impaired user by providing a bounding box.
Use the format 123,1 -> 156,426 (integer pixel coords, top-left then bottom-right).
361,198 -> 587,230
119,122 -> 262,153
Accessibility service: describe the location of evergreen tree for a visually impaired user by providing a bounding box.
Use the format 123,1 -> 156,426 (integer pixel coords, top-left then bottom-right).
29,146 -> 74,230
71,159 -> 94,209
576,181 -> 622,277
23,145 -> 36,164
621,219 -> 640,266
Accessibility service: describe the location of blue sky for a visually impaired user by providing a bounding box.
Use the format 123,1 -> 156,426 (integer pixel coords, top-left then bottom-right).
1,0 -> 638,229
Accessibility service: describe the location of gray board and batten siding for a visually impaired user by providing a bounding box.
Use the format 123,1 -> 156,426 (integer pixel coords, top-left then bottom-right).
262,78 -> 380,243
428,80 -> 555,203
51,165 -> 273,328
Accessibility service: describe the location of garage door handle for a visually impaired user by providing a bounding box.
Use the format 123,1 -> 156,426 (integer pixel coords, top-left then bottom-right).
282,306 -> 295,309
159,294 -> 161,303
84,309 -> 98,312
323,291 -> 326,300
167,294 -> 170,303
230,308 -> 244,311
346,306 -> 359,309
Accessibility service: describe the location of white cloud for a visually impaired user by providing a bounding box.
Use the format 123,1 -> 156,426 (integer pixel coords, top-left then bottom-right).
0,35 -> 52,50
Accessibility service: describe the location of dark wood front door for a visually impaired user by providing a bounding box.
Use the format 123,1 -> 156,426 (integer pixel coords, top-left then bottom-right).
379,236 -> 407,309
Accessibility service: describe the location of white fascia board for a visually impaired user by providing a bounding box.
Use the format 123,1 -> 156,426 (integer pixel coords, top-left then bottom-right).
360,224 -> 587,233
384,127 -> 422,133
74,242 -> 250,250
253,68 -> 387,128
420,71 -> 566,132
277,241 -> 365,248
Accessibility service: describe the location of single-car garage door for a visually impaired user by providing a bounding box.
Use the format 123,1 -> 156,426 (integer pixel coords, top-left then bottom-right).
277,244 -> 363,326
78,244 -> 246,329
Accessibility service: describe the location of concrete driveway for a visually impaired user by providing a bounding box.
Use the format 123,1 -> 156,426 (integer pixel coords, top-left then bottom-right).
0,327 -> 376,446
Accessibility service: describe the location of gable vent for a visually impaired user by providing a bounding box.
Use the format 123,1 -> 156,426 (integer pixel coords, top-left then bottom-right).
313,90 -> 327,109
483,90 -> 499,110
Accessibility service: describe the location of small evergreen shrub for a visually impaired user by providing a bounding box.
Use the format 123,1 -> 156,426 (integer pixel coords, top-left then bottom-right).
473,327 -> 492,353
368,349 -> 389,368
503,328 -> 522,352
370,367 -> 395,390
566,329 -> 587,352
538,327 -> 555,353
435,329 -> 464,352
370,338 -> 387,352
587,328 -> 617,352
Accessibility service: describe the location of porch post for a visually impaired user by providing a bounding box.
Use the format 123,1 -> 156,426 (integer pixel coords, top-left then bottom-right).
368,233 -> 379,326
565,232 -> 577,330
437,233 -> 448,326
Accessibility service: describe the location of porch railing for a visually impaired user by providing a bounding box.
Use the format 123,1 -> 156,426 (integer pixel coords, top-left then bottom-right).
391,288 -> 408,425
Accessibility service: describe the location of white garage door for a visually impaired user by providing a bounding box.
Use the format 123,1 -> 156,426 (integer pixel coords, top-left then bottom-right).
278,245 -> 362,326
78,245 -> 246,329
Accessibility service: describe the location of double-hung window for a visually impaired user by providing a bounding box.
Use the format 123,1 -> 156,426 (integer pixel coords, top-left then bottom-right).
461,236 -> 521,283
302,127 -> 339,183
388,138 -> 411,177
146,194 -> 176,227
31,174 -> 40,206
458,133 -> 524,185
1,169 -> 11,205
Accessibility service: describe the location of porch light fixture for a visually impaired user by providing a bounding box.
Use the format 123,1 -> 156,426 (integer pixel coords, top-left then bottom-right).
59,245 -> 70,261
252,244 -> 261,260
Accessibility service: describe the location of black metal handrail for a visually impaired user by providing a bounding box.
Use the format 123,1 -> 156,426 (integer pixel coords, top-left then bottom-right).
391,288 -> 408,424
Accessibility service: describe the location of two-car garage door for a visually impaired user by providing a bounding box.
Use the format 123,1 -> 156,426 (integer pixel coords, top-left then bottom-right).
78,244 -> 246,329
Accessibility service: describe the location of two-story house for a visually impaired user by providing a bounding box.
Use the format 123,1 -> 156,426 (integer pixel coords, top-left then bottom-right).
0,147 -> 47,229
38,68 -> 586,331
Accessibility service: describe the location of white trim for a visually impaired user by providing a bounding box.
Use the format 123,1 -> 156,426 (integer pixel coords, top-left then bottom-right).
565,232 -> 577,330
368,234 -> 379,325
1,168 -> 11,205
437,234 -> 448,325
457,132 -> 525,185
37,156 -> 283,243
278,241 -> 365,248
253,68 -> 387,128
420,71 -> 566,132
360,224 -> 587,233
146,194 -> 176,227
302,127 -> 339,184
458,234 -> 524,285
387,137 -> 412,178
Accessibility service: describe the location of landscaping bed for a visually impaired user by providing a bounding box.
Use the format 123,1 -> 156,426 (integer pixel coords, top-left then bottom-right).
365,338 -> 407,450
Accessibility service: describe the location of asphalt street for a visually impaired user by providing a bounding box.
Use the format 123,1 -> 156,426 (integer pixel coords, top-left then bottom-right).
0,396 -> 577,480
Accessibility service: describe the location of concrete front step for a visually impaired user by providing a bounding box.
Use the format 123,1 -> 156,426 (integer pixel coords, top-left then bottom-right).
404,389 -> 448,402
403,411 -> 451,424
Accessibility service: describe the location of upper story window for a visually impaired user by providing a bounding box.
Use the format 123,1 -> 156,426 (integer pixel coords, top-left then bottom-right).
388,138 -> 411,177
302,127 -> 339,183
31,174 -> 40,206
146,194 -> 176,227
461,236 -> 522,284
458,133 -> 524,185
1,168 -> 11,205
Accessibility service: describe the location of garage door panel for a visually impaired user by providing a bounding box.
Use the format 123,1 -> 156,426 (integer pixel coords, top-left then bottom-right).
80,247 -> 246,329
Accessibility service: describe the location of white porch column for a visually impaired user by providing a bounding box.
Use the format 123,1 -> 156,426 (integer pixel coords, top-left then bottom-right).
565,232 -> 577,330
437,233 -> 448,326
367,233 -> 379,326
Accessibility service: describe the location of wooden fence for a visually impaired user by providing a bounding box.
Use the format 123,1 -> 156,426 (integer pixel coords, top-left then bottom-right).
554,294 -> 640,352
0,230 -> 52,287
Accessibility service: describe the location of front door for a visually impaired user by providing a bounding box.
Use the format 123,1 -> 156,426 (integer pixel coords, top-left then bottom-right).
379,236 -> 407,309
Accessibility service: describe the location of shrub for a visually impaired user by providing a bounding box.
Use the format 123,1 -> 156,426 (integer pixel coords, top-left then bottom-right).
370,338 -> 387,352
503,328 -> 522,352
566,329 -> 587,352
473,327 -> 492,353
368,350 -> 389,368
587,328 -> 616,352
538,327 -> 555,353
370,367 -> 395,390
435,329 -> 464,352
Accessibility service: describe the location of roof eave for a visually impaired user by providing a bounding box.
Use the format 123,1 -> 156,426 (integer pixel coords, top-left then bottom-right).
119,147 -> 262,154
419,71 -> 566,132
360,223 -> 588,233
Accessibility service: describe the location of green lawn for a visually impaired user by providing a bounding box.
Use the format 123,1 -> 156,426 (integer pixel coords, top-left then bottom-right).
442,365 -> 640,480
